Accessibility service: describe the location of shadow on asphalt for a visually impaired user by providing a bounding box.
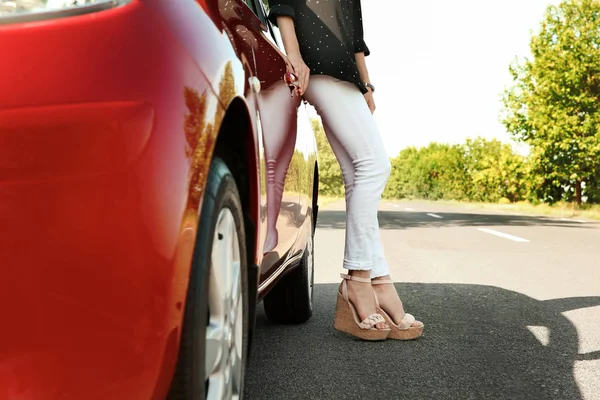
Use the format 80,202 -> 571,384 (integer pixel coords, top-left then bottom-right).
246,283 -> 600,400
317,210 -> 595,230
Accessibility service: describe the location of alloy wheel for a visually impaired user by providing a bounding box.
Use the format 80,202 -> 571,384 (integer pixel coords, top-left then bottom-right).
204,209 -> 243,400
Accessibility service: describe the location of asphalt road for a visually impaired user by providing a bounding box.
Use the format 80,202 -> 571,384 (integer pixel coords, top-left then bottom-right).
245,200 -> 600,400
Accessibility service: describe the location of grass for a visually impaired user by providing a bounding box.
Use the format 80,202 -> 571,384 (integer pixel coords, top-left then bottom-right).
416,199 -> 600,221
318,193 -> 600,221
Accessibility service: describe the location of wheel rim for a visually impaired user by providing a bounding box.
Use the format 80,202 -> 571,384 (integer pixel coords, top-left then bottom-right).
205,209 -> 243,400
307,233 -> 314,306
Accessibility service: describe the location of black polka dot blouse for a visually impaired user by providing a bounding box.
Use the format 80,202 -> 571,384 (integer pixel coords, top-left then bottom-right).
268,0 -> 370,94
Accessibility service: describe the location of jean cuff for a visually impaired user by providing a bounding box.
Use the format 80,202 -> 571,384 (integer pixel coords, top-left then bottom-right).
343,259 -> 373,270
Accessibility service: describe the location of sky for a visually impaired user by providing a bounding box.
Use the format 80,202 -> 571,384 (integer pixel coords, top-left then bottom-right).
354,0 -> 560,157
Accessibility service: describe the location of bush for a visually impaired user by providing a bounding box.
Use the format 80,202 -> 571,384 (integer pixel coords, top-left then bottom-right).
383,137 -> 528,203
310,116 -> 598,205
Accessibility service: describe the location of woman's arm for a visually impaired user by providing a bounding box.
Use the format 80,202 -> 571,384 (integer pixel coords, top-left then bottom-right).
268,1 -> 310,96
276,16 -> 310,96
355,52 -> 371,86
355,52 -> 375,113
353,0 -> 375,113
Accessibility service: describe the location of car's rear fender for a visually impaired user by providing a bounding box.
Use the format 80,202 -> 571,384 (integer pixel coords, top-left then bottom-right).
211,96 -> 261,305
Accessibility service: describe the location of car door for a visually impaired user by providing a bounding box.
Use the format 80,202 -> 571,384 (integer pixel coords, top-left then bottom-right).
254,0 -> 318,247
250,0 -> 319,281
210,0 -> 309,283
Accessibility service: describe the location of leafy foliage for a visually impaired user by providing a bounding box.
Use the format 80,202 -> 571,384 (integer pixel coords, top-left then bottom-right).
383,143 -> 468,201
311,115 -> 530,203
382,138 -> 528,203
502,0 -> 600,204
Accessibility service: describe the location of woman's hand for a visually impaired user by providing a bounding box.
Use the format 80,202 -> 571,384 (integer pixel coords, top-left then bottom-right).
286,51 -> 310,96
276,16 -> 309,96
364,88 -> 376,114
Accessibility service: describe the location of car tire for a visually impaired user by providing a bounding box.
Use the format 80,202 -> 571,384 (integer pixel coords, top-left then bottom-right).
263,221 -> 314,324
168,157 -> 249,400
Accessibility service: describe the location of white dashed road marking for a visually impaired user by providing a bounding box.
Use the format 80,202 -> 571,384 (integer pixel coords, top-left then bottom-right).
477,228 -> 530,243
427,213 -> 443,219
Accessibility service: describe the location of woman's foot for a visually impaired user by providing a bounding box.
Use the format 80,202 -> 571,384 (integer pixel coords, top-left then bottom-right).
342,270 -> 388,330
372,275 -> 422,327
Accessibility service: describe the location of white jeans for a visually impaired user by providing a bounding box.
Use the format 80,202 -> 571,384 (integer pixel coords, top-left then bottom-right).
304,75 -> 391,279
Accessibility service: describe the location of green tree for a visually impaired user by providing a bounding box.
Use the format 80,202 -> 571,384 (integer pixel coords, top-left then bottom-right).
384,143 -> 468,201
383,138 -> 527,203
502,0 -> 600,204
463,138 -> 527,203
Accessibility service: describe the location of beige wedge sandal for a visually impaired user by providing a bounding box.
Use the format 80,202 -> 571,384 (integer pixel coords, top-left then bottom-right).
372,279 -> 424,340
333,274 -> 390,341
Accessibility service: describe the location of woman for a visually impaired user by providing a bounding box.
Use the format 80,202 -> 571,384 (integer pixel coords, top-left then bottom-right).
268,0 -> 423,340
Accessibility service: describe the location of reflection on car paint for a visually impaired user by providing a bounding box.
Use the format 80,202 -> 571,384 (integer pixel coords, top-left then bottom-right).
183,61 -> 237,215
258,80 -> 302,254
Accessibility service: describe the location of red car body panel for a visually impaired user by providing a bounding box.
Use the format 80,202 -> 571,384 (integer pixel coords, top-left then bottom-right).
0,0 -> 317,398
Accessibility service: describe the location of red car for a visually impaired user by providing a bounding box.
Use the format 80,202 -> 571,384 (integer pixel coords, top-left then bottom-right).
0,1 -> 318,399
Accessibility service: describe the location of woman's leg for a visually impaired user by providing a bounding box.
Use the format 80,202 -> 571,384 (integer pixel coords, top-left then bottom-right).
303,75 -> 391,324
322,124 -> 390,278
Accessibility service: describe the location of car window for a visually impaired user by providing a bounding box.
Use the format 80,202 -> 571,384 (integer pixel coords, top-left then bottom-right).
250,0 -> 281,48
240,0 -> 257,14
238,0 -> 261,22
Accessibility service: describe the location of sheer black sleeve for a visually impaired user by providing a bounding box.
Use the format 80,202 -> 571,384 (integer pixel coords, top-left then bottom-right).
266,0 -> 369,93
268,0 -> 296,26
353,0 -> 370,56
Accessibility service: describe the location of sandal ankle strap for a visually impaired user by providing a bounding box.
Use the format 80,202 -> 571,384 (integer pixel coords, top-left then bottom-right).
340,273 -> 371,283
340,273 -> 373,301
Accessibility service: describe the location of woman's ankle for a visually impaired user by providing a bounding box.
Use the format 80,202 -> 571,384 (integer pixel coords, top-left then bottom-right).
372,274 -> 392,282
348,270 -> 371,279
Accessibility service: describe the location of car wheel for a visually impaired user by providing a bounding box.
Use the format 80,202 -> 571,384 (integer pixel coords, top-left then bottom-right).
168,157 -> 248,400
263,221 -> 314,324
